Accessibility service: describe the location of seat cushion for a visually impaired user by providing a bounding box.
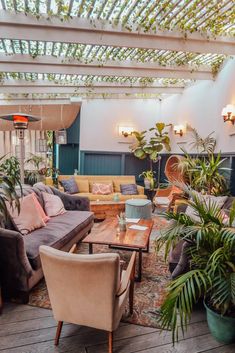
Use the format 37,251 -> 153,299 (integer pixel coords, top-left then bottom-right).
24,211 -> 93,270
155,196 -> 170,206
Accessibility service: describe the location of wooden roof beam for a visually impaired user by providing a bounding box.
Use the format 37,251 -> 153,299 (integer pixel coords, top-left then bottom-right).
0,54 -> 213,80
0,12 -> 234,55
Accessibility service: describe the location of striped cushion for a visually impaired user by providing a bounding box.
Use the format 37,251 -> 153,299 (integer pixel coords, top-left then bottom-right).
120,184 -> 138,195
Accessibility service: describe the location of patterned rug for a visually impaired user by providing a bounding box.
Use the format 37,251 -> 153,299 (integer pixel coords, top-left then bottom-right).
29,215 -> 170,328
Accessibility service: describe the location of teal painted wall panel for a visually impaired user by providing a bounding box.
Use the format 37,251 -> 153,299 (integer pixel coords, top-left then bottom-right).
66,112 -> 80,144
82,152 -> 122,175
59,144 -> 79,174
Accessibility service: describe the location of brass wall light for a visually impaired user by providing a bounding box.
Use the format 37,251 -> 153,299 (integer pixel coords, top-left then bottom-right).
221,104 -> 235,124
118,126 -> 134,137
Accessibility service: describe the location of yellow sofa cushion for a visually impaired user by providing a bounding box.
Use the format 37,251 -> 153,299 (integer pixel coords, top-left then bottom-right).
75,179 -> 89,193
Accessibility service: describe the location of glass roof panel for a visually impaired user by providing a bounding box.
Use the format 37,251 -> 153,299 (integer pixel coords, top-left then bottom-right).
0,1 -> 234,99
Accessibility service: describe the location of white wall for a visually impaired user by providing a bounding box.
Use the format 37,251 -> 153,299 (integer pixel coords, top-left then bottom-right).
80,58 -> 235,153
161,58 -> 235,153
80,99 -> 161,152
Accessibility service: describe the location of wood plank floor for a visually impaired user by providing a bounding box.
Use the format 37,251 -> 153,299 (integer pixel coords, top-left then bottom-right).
0,304 -> 234,353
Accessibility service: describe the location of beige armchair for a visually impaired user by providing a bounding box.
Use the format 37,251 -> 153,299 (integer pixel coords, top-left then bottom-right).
39,245 -> 136,353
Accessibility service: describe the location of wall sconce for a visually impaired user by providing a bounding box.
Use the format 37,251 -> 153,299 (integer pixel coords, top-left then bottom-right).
174,125 -> 184,137
118,126 -> 134,137
221,104 -> 235,124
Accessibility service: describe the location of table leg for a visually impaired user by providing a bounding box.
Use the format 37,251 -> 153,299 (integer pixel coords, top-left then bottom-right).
146,238 -> 150,253
0,286 -> 2,315
89,243 -> 93,254
136,249 -> 142,282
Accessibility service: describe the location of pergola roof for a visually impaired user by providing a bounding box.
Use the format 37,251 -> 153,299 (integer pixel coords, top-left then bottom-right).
0,0 -> 234,102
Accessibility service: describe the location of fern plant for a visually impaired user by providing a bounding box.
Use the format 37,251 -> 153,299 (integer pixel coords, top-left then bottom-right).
177,130 -> 229,195
156,186 -> 235,344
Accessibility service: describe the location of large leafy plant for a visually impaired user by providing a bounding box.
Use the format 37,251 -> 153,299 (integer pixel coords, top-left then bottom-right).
156,186 -> 235,344
0,155 -> 20,182
131,122 -> 171,171
0,156 -> 21,226
177,129 -> 229,195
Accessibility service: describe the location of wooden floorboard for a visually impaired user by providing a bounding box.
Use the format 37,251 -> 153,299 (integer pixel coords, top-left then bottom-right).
0,304 -> 234,353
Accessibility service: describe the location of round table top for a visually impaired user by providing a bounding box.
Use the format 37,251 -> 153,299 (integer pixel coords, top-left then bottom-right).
125,199 -> 151,206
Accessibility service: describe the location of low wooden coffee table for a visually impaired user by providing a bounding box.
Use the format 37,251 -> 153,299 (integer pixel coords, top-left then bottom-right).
90,201 -> 125,220
82,217 -> 154,281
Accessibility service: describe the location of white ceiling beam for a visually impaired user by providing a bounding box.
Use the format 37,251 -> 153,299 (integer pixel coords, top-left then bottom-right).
0,56 -> 212,80
0,99 -> 71,105
1,79 -> 187,88
0,86 -> 184,94
0,12 -> 234,55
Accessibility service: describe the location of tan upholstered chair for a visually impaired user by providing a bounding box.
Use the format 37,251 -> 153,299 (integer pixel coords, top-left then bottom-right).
40,245 -> 136,353
153,155 -> 185,210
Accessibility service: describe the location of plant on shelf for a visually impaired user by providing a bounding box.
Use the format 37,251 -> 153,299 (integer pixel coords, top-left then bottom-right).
25,153 -> 59,187
24,154 -> 47,186
131,122 -> 171,187
139,170 -> 156,190
156,186 -> 235,345
177,129 -> 230,196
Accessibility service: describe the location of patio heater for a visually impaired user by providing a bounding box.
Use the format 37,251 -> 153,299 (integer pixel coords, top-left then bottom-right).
0,113 -> 40,183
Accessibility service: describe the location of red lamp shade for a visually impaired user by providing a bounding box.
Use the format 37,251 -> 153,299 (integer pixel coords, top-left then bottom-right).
13,115 -> 29,129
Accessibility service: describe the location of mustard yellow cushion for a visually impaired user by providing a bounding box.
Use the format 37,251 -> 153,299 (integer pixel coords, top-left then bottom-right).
75,178 -> 89,193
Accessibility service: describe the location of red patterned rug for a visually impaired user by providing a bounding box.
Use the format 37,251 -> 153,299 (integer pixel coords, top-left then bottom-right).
29,216 -> 170,328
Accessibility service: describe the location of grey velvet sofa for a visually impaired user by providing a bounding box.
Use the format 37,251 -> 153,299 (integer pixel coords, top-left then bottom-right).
0,183 -> 94,303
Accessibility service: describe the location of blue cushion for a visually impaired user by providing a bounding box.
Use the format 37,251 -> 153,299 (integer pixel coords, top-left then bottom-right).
120,184 -> 138,195
60,178 -> 79,194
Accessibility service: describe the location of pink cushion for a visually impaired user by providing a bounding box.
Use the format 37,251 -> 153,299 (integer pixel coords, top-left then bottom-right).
7,193 -> 46,235
92,183 -> 113,195
42,192 -> 66,217
31,193 -> 50,223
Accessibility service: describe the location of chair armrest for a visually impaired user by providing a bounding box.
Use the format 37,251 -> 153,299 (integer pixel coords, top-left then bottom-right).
155,188 -> 171,197
116,251 -> 136,297
69,244 -> 77,254
51,187 -> 90,211
137,185 -> 145,195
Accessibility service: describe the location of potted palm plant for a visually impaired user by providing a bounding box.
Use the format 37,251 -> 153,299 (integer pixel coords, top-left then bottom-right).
156,187 -> 235,344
